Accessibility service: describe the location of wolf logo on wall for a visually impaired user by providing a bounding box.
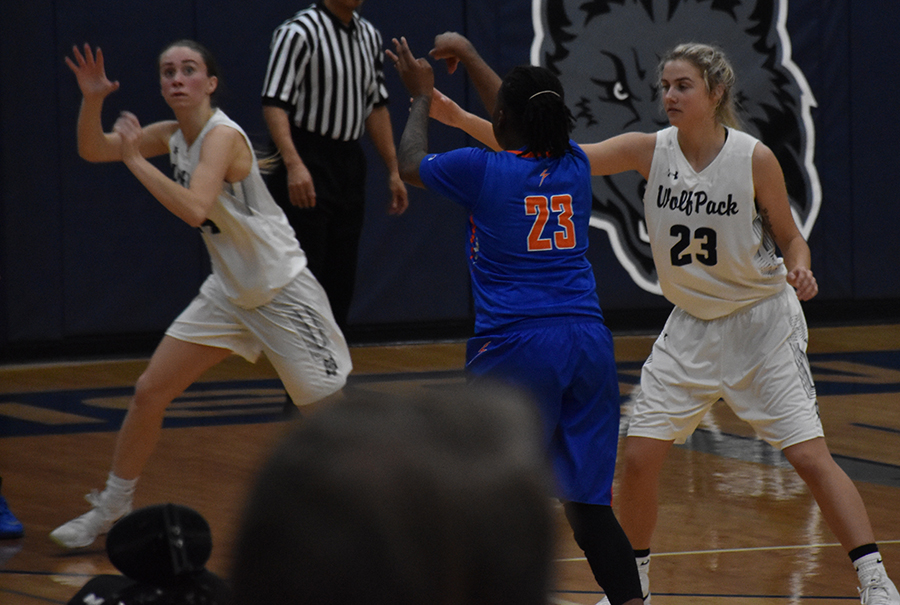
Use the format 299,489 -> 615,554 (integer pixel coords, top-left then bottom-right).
532,0 -> 820,293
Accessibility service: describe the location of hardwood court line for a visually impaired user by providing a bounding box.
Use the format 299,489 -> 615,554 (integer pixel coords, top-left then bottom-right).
555,538 -> 900,562
550,598 -> 585,605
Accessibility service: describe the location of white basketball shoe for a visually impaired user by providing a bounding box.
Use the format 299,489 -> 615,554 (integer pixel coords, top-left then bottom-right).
49,490 -> 132,549
858,568 -> 900,605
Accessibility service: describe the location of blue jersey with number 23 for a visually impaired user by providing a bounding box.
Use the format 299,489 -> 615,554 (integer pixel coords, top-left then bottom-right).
419,143 -> 603,334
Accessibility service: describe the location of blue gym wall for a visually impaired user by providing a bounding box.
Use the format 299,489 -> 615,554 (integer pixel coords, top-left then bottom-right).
1,1 -> 898,357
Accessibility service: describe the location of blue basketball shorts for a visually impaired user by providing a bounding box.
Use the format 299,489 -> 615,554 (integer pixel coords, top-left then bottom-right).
465,318 -> 620,505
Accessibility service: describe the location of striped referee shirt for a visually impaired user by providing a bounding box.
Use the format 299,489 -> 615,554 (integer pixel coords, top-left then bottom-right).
261,4 -> 389,142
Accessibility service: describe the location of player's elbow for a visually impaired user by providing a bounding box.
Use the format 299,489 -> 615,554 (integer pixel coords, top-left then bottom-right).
184,215 -> 207,229
181,200 -> 214,229
77,139 -> 121,163
183,205 -> 213,229
77,144 -> 105,163
398,151 -> 427,188
398,162 -> 424,188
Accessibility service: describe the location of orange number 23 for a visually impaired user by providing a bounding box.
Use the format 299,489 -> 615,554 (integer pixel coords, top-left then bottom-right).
525,195 -> 576,251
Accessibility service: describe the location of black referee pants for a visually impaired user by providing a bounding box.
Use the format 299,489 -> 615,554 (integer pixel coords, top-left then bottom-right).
266,128 -> 367,330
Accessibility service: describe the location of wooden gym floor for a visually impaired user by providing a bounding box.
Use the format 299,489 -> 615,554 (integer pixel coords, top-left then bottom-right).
1,324 -> 898,604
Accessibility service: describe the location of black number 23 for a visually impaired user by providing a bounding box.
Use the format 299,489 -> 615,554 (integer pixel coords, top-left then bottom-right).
669,224 -> 717,266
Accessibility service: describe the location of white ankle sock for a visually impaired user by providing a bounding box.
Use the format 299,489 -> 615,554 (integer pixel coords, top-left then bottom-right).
855,552 -> 886,584
103,472 -> 137,508
636,554 -> 651,599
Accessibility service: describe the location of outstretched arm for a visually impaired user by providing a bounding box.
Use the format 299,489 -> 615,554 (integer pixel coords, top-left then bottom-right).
65,44 -> 169,162
429,32 -> 501,115
430,89 -> 656,176
580,132 -> 656,178
752,142 -> 818,301
386,37 -> 434,189
429,88 -> 500,151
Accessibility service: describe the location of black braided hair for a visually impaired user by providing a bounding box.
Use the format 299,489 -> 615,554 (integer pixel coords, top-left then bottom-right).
498,65 -> 574,158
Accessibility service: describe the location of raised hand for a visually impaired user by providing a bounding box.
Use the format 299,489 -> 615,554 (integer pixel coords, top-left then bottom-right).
428,32 -> 501,114
429,32 -> 476,74
65,43 -> 120,100
386,37 -> 433,98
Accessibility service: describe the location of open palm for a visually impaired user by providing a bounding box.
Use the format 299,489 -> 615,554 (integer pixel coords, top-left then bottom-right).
65,43 -> 120,99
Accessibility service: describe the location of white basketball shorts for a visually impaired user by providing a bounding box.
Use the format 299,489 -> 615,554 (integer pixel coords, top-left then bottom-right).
627,286 -> 824,449
166,269 -> 352,405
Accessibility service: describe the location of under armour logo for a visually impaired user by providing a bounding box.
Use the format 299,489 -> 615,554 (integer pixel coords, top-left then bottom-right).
667,169 -> 679,180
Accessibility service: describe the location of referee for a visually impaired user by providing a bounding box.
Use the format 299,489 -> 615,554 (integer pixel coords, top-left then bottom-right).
262,0 -> 408,331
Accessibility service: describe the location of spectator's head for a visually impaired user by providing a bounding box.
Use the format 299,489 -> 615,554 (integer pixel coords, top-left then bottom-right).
231,383 -> 554,605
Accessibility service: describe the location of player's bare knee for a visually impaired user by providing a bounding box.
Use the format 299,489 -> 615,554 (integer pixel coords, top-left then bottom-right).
131,373 -> 174,414
622,437 -> 670,477
783,438 -> 834,479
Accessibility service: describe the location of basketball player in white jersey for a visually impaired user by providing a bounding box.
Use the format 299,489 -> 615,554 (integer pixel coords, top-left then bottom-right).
52,41 -> 351,549
581,43 -> 897,605
428,35 -> 898,605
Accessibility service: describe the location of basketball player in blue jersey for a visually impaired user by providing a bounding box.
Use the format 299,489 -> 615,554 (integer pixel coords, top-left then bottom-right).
51,41 -> 351,550
427,35 -> 898,605
386,37 -> 643,605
